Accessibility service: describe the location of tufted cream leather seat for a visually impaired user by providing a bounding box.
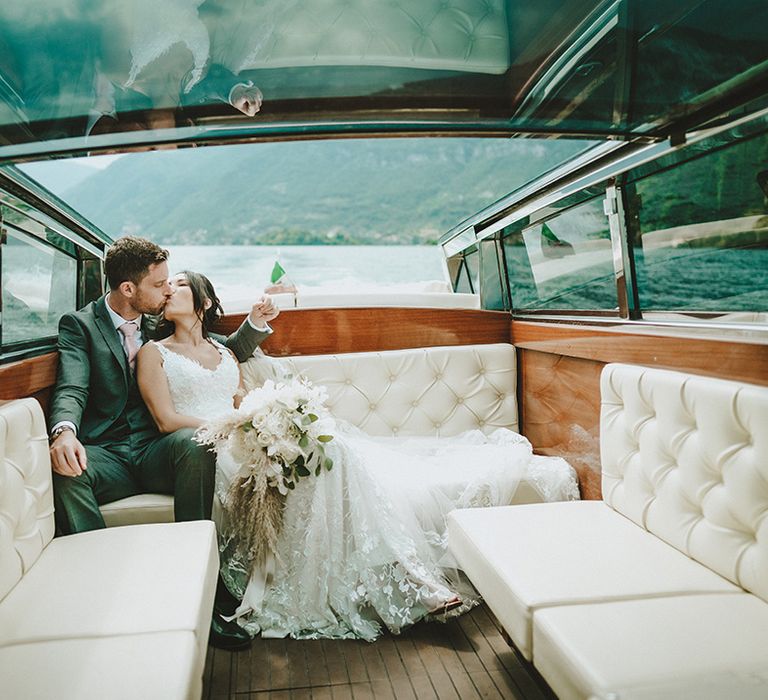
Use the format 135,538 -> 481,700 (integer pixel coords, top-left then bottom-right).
286,343 -> 520,437
0,398 -> 219,700
102,343 -> 560,525
448,363 -> 768,699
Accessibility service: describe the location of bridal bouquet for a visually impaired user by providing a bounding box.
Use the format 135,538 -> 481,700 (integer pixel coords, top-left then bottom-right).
195,377 -> 334,569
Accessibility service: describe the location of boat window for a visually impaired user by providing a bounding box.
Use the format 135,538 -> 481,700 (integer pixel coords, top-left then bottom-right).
501,195 -> 617,312
478,238 -> 510,311
625,128 -> 768,323
1,226 -> 77,346
464,249 -> 481,295
13,136 -> 592,306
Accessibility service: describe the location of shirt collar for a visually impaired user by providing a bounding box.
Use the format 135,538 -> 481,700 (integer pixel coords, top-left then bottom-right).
105,294 -> 143,332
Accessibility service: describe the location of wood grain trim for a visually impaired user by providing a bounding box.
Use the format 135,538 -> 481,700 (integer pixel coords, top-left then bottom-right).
216,307 -> 511,356
518,350 -> 604,500
0,352 -> 58,400
511,320 -> 768,386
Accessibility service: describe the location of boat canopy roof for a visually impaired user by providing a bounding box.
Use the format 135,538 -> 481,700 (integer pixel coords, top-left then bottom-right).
0,0 -> 766,160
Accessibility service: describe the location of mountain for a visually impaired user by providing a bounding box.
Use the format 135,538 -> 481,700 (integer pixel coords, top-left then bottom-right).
58,138 -> 591,244
19,160 -> 97,196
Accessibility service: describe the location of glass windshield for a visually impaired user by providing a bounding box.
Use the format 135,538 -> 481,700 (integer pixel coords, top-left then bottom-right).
0,0 -> 765,157
14,136 -> 596,303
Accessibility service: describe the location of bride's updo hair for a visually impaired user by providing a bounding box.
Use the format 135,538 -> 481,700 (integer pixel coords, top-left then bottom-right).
182,270 -> 224,337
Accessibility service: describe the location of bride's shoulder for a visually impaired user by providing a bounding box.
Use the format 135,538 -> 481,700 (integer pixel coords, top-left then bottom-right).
138,339 -> 168,359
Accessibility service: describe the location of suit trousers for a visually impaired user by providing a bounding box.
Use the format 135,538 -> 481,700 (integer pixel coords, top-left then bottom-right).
52,428 -> 216,534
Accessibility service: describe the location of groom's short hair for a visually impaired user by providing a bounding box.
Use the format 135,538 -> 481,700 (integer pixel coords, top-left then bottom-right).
105,236 -> 169,290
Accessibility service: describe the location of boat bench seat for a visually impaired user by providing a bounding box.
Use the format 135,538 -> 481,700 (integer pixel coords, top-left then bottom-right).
101,343 -> 576,526
448,363 -> 768,700
0,398 -> 219,700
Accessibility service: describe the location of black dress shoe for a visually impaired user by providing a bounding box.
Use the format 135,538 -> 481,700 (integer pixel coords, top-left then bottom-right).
215,575 -> 241,617
209,610 -> 251,651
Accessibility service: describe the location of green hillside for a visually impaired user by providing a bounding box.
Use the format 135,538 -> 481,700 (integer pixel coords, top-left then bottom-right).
61,138 -> 592,244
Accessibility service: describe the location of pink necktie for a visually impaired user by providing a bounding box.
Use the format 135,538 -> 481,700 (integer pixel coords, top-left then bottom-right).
118,321 -> 139,370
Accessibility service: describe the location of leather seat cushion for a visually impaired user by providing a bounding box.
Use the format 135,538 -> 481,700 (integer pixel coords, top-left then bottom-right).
0,631 -> 200,700
533,594 -> 768,700
447,501 -> 739,659
100,493 -> 174,526
0,521 -> 217,673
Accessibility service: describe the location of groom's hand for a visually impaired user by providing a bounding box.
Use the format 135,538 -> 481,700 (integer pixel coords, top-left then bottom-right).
249,294 -> 279,328
50,430 -> 88,477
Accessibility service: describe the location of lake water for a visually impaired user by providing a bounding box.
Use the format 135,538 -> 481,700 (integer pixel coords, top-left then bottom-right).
165,245 -> 448,304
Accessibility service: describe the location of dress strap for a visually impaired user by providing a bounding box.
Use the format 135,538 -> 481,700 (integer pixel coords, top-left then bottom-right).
152,341 -> 170,359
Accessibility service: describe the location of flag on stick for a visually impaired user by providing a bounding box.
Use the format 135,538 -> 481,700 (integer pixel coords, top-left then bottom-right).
270,260 -> 287,284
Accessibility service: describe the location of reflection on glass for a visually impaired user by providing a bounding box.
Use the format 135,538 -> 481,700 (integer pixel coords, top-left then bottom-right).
2,228 -> 76,344
0,1 -> 765,151
629,130 -> 768,321
504,197 -> 616,311
511,0 -> 768,134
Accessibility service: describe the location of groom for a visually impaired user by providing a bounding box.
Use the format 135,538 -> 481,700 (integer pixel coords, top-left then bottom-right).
49,235 -> 277,650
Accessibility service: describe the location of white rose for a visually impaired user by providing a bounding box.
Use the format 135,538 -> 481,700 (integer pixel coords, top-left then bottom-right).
279,443 -> 301,463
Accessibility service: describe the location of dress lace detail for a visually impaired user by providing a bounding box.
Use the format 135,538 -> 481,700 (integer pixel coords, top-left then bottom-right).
154,340 -> 239,419
160,347 -> 580,641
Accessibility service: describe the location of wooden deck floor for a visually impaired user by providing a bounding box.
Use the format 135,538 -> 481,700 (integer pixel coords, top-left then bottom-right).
203,605 -> 556,699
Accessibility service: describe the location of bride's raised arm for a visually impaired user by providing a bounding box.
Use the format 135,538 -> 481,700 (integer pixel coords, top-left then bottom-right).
137,342 -> 204,433
226,347 -> 246,409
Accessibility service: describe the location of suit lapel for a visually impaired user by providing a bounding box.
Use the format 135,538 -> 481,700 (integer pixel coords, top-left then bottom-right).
93,295 -> 129,377
142,313 -> 159,341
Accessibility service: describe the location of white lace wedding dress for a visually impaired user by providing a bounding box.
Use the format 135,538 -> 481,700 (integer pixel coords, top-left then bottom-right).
156,341 -> 579,641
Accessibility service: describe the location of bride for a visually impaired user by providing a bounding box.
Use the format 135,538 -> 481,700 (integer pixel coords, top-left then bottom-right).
137,271 -> 578,641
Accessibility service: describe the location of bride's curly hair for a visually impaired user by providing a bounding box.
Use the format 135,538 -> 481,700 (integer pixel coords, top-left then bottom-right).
156,270 -> 224,339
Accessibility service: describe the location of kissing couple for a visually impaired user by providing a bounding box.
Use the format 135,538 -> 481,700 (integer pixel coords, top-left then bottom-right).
50,235 -> 578,647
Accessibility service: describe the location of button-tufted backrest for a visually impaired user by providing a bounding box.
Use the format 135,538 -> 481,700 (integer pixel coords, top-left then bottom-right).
0,399 -> 54,602
285,344 -> 518,437
601,364 -> 768,601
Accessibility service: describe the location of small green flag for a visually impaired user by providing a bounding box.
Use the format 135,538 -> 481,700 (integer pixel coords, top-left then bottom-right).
270,260 -> 286,284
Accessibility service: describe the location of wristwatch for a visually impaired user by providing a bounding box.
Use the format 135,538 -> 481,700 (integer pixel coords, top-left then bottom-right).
49,425 -> 75,444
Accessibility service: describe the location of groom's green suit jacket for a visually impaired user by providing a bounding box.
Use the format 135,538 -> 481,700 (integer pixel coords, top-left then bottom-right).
50,295 -> 269,443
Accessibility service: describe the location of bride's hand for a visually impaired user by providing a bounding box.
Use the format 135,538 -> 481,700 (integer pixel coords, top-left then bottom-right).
249,294 -> 279,327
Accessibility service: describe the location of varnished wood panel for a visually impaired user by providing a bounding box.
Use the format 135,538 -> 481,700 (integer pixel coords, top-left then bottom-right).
511,321 -> 768,386
0,352 -> 58,401
514,321 -> 768,500
519,350 -> 604,500
216,308 -> 511,356
0,310 -> 508,402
